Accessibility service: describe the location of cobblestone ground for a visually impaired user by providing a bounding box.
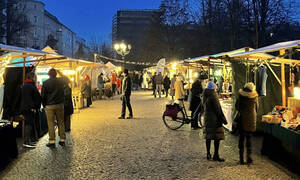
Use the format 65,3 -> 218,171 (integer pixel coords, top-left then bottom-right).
0,91 -> 299,180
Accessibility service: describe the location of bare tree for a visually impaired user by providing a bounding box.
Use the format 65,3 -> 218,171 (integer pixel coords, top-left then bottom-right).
6,0 -> 31,46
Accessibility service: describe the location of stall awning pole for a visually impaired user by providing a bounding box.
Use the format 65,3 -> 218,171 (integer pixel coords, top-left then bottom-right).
281,63 -> 286,107
280,50 -> 286,107
23,56 -> 26,82
263,60 -> 281,85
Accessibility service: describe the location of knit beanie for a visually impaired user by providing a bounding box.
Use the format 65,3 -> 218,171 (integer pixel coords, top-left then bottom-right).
48,68 -> 57,78
207,81 -> 217,90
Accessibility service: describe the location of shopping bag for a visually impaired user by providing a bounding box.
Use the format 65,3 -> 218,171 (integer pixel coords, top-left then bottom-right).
164,104 -> 179,118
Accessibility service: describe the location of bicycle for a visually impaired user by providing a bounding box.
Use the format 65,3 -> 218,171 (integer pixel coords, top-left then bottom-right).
162,99 -> 203,130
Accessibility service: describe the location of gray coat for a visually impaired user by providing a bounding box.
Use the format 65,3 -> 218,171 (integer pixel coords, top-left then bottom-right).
155,74 -> 163,85
202,89 -> 227,140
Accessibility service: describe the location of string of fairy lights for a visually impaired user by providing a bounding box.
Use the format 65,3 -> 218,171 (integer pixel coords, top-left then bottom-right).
94,54 -> 157,66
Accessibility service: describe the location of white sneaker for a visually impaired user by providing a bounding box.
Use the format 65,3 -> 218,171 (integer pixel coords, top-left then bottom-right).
23,143 -> 36,148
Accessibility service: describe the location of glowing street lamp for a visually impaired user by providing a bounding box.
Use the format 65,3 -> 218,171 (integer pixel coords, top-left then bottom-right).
114,41 -> 131,68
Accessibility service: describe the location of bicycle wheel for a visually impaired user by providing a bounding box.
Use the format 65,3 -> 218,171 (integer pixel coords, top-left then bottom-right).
162,110 -> 185,130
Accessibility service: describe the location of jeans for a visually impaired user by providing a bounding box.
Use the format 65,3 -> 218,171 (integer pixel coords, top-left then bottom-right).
45,104 -> 66,144
121,95 -> 133,117
23,111 -> 36,144
164,88 -> 169,97
155,84 -> 163,97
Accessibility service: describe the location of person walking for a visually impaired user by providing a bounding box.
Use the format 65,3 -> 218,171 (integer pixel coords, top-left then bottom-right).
97,73 -> 105,99
163,75 -> 171,98
170,75 -> 177,100
235,82 -> 258,165
41,68 -> 66,147
155,72 -> 163,98
152,73 -> 157,96
111,72 -> 117,95
189,75 -> 203,130
202,81 -> 227,162
62,77 -> 74,132
174,75 -> 185,106
119,69 -> 133,119
20,72 -> 41,148
142,72 -> 149,90
81,75 -> 92,107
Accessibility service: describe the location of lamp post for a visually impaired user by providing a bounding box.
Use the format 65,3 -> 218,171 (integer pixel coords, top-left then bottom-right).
114,41 -> 131,69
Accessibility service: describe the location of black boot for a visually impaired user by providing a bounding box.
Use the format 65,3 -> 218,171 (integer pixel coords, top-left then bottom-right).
213,140 -> 225,162
239,150 -> 245,165
247,153 -> 253,164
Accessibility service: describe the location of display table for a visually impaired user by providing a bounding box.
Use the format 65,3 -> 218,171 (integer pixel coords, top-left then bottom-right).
0,124 -> 18,171
220,100 -> 233,131
261,123 -> 300,175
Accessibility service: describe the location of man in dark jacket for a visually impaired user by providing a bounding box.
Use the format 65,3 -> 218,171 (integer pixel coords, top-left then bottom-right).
189,77 -> 203,129
41,68 -> 66,147
235,82 -> 258,165
163,75 -> 171,98
21,72 -> 41,148
119,69 -> 133,119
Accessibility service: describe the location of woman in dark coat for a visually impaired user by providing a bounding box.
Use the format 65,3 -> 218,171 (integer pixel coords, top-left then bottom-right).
189,77 -> 203,129
81,75 -> 92,107
163,75 -> 171,97
235,82 -> 258,164
62,77 -> 74,132
202,81 -> 227,161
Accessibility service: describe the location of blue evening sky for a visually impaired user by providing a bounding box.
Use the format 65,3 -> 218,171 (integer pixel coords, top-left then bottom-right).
40,0 -> 161,43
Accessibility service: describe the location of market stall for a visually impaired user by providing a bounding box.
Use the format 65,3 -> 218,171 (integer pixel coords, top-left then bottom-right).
228,40 -> 300,174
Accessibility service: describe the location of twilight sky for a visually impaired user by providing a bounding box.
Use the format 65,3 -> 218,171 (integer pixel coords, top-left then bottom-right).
40,0 -> 161,43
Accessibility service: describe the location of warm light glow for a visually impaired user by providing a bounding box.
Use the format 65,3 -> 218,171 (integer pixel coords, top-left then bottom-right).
294,87 -> 300,99
62,70 -> 76,76
76,66 -> 83,71
70,77 -> 74,81
114,44 -> 120,50
215,69 -> 222,76
172,62 -> 177,70
189,79 -> 194,84
116,66 -> 122,72
193,72 -> 199,79
120,43 -> 126,50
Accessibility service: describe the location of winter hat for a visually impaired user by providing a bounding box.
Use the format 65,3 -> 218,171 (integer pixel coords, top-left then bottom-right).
244,82 -> 256,91
48,68 -> 57,78
207,81 -> 217,90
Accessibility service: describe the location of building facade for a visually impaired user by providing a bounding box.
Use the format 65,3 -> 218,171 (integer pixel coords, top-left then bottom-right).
112,9 -> 159,60
2,0 -> 87,58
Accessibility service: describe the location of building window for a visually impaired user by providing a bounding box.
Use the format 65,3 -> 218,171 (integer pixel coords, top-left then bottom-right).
34,16 -> 37,23
34,4 -> 37,9
34,30 -> 38,38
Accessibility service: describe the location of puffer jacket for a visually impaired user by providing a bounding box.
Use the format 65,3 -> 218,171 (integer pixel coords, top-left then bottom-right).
235,88 -> 259,132
202,89 -> 227,140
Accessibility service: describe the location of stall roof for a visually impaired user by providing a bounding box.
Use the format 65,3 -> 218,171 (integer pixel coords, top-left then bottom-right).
230,40 -> 300,58
0,43 -> 60,56
210,47 -> 254,58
